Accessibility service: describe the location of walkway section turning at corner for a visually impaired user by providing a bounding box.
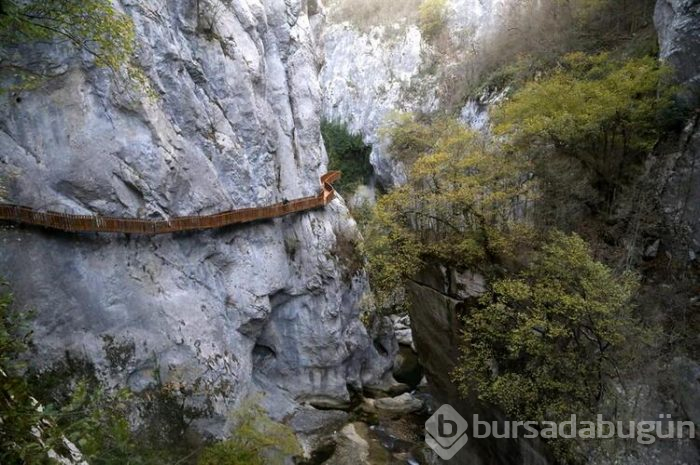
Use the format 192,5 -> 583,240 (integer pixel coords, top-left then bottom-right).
0,171 -> 341,235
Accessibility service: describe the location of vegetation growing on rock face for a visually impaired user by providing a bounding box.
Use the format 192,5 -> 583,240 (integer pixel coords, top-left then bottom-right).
442,0 -> 658,112
494,54 -> 674,192
321,120 -> 374,197
453,232 -> 645,460
418,0 -> 447,41
359,3 -> 689,459
365,49 -> 670,406
328,0 -> 423,32
1,287 -> 101,464
364,116 -> 533,310
380,112 -> 440,165
0,0 -> 135,68
197,398 -> 301,465
0,285 -> 180,464
0,0 -> 145,90
0,282 -> 300,465
484,53 -> 680,235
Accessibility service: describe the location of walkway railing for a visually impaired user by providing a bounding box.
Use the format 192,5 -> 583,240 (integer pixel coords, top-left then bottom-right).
0,172 -> 341,235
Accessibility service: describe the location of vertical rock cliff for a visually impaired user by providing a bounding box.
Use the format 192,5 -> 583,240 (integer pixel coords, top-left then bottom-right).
655,0 -> 700,257
0,0 -> 393,432
318,0 -> 510,186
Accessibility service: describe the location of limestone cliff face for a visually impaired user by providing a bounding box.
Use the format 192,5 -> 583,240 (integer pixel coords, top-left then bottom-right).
318,0 -> 509,186
654,3 -> 700,442
0,0 -> 392,431
404,266 -> 551,465
320,21 -> 427,187
655,0 -> 700,103
655,0 -> 700,256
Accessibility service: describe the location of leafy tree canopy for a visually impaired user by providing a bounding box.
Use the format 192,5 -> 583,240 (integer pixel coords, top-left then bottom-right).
418,0 -> 447,41
364,116 -> 533,310
493,54 -> 673,185
453,232 -> 645,460
0,0 -> 143,90
321,120 -> 373,197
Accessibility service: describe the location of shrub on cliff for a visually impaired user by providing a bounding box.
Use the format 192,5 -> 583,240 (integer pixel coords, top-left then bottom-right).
197,399 -> 301,465
0,284 -> 164,464
321,120 -> 373,196
380,112 -> 443,165
0,0 -> 146,91
454,232 -> 647,460
494,54 -> 673,190
418,0 -> 447,41
364,117 -> 533,310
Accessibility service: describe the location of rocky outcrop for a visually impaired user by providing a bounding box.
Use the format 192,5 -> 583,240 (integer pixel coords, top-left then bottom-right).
655,0 -> 700,103
0,0 -> 392,434
459,88 -> 509,133
654,0 -> 700,258
323,422 -> 389,465
405,265 -> 552,465
373,392 -> 424,415
318,0 -> 511,187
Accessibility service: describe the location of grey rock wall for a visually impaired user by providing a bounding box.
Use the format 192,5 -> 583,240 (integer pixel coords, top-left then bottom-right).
320,23 -> 427,187
406,266 -> 551,465
318,0 -> 510,187
655,0 -> 700,103
0,0 -> 392,433
655,0 -> 700,258
659,114 -> 700,262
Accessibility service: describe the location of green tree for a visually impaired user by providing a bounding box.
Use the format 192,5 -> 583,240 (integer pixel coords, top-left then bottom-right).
418,0 -> 447,41
321,120 -> 373,197
494,54 -> 673,189
380,112 -> 445,165
0,0 -> 143,90
52,384 -> 148,465
365,116 -> 532,310
453,232 -> 645,460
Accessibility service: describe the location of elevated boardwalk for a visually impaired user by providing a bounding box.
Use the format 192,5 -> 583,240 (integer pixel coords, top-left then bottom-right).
0,172 -> 341,235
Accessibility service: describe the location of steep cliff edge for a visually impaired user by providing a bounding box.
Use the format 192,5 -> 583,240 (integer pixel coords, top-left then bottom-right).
0,0 -> 393,433
318,0 -> 511,186
655,0 -> 700,103
655,0 -> 700,256
406,268 -> 550,465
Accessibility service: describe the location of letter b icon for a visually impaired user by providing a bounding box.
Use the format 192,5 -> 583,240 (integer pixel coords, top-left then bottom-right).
439,414 -> 458,438
426,405 -> 469,460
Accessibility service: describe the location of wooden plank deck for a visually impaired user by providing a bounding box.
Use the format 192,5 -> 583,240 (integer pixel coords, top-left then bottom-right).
0,172 -> 341,235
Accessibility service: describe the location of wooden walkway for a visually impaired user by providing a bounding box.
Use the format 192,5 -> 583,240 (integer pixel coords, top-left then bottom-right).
0,172 -> 341,235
